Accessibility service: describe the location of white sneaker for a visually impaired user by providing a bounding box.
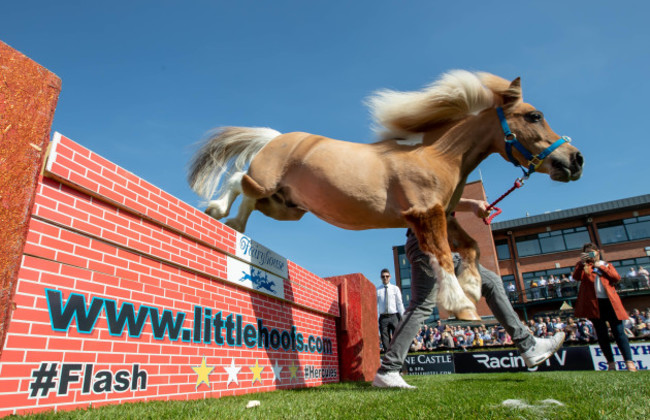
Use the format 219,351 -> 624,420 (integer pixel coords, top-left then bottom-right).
371,371 -> 416,389
520,332 -> 566,368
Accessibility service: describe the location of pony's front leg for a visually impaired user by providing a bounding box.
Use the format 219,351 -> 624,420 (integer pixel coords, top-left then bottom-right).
403,205 -> 480,321
447,216 -> 482,304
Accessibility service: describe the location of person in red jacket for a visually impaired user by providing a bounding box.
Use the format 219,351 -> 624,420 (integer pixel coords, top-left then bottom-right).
573,243 -> 636,372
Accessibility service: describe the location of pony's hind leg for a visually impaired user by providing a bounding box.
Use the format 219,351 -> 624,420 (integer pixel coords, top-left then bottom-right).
224,195 -> 256,233
205,172 -> 244,220
403,205 -> 480,321
447,216 -> 482,304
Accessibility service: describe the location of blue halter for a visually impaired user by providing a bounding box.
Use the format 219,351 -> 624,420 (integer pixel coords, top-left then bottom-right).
496,107 -> 571,178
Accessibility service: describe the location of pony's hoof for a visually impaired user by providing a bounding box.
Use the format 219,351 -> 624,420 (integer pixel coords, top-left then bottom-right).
225,218 -> 245,233
455,308 -> 481,321
205,206 -> 224,220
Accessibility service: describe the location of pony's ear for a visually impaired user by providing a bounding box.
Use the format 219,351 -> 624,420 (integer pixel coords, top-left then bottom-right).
502,77 -> 522,107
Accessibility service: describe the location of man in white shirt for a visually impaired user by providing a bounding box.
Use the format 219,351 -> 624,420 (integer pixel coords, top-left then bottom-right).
538,276 -> 548,299
377,269 -> 405,353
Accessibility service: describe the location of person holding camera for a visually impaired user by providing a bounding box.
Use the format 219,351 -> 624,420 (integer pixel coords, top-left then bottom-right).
573,243 -> 636,372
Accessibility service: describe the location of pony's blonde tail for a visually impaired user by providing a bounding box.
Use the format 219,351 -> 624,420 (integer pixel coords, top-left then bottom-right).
188,127 -> 281,200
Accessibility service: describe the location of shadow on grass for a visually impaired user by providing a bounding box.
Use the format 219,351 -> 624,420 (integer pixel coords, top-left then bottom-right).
285,381 -> 390,393
283,375 -> 527,395
452,377 -> 526,383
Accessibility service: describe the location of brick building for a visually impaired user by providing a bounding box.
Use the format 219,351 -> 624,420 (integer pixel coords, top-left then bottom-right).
392,181 -> 650,323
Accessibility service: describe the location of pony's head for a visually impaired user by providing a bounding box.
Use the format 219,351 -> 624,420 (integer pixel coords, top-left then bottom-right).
368,70 -> 584,182
480,74 -> 583,182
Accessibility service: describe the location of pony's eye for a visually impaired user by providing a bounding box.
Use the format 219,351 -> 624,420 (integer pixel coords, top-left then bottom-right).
524,111 -> 544,123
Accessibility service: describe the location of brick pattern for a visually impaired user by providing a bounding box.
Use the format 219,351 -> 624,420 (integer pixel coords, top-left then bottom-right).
0,41 -> 61,357
0,134 -> 339,416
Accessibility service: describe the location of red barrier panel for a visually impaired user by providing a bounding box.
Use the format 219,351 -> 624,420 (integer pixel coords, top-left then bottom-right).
327,274 -> 380,381
0,40 -> 61,358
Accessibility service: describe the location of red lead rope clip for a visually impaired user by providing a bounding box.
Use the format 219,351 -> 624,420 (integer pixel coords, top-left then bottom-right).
483,206 -> 502,225
482,178 -> 525,225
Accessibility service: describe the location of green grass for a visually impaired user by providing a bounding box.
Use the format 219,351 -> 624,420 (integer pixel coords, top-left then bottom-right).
13,371 -> 650,420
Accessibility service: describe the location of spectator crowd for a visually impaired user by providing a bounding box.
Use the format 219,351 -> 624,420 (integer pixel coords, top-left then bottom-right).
403,319 -> 514,353
390,308 -> 650,354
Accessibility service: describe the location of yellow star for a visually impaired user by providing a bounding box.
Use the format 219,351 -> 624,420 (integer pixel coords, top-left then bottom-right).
289,363 -> 299,381
192,357 -> 214,389
249,359 -> 264,385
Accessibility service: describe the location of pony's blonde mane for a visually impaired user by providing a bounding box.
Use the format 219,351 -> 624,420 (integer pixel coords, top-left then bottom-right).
367,70 -> 511,138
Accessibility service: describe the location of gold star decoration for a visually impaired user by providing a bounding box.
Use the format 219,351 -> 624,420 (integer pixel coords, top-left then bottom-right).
249,359 -> 264,385
192,357 -> 215,389
289,363 -> 300,381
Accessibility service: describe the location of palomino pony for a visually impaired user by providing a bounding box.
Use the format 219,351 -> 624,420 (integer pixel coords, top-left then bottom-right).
188,70 -> 584,320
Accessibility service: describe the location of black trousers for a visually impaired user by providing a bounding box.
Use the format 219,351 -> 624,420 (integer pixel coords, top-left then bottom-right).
591,298 -> 633,362
379,313 -> 400,351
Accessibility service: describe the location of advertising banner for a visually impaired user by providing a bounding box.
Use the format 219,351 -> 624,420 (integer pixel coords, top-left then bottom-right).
403,353 -> 455,375
227,256 -> 285,299
588,341 -> 650,371
235,232 -> 289,279
453,346 -> 593,373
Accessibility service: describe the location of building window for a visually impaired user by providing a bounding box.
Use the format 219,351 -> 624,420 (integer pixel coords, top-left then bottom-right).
610,256 -> 650,277
398,253 -> 408,268
516,235 -> 541,257
402,290 -> 411,306
496,240 -> 511,260
626,216 -> 650,240
564,228 -> 591,250
515,227 -> 590,257
501,274 -> 517,301
598,221 -> 629,244
501,274 -> 515,287
539,231 -> 565,253
521,267 -> 576,300
424,307 -> 441,324
522,267 -> 573,284
598,216 -> 650,244
501,274 -> 515,290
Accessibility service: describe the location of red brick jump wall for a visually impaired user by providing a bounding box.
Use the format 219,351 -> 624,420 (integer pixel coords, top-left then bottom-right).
0,133 -> 340,416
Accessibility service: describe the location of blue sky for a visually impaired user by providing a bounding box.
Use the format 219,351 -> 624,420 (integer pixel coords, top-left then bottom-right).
4,1 -> 648,287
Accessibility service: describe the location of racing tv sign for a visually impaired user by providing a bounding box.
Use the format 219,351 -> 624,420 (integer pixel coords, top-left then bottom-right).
453,346 -> 593,373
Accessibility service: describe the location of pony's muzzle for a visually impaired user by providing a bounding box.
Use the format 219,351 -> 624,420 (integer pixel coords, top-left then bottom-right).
549,150 -> 583,182
569,151 -> 584,180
